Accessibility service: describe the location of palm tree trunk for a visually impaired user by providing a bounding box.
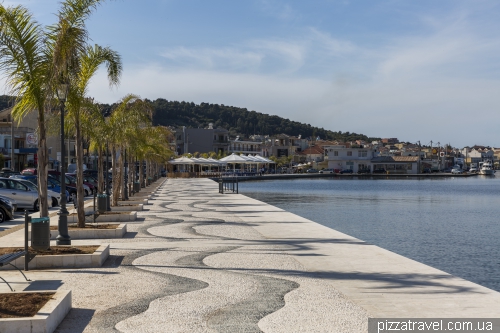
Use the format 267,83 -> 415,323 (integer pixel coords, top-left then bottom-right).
37,114 -> 49,217
119,148 -> 125,200
98,146 -> 103,194
128,152 -> 133,195
75,118 -> 86,228
139,160 -> 144,188
111,146 -> 118,206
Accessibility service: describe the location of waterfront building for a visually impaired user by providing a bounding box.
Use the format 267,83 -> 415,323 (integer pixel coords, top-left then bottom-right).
229,137 -> 263,156
173,124 -> 229,156
0,107 -> 76,171
325,143 -> 376,172
371,156 -> 420,174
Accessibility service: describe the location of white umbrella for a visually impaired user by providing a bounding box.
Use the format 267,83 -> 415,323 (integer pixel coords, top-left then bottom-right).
219,153 -> 248,172
169,156 -> 194,164
207,157 -> 224,166
168,156 -> 194,172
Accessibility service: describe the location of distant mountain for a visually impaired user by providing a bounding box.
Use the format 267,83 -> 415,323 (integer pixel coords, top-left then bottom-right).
148,98 -> 380,142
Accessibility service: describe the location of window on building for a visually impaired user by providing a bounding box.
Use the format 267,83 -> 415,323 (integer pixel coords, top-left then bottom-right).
347,151 -> 352,156
333,151 -> 338,156
358,150 -> 367,157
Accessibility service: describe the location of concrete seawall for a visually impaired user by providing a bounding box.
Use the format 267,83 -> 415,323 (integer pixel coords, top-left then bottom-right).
210,172 -> 477,182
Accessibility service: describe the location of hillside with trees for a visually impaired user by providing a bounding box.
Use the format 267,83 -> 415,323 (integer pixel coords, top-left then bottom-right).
1,95 -> 380,142
149,99 -> 380,142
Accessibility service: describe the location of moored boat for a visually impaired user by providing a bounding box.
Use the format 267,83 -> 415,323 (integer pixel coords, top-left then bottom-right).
479,160 -> 495,175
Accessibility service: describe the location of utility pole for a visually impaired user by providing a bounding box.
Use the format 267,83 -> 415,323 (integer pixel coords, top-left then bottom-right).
418,141 -> 421,173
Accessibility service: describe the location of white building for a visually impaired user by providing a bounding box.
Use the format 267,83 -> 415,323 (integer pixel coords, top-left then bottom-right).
229,137 -> 263,156
324,144 -> 376,172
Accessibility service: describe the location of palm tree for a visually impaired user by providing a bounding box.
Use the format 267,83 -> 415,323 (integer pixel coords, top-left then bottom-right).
86,103 -> 108,194
65,45 -> 121,227
0,0 -> 107,218
0,5 -> 52,216
107,95 -> 152,206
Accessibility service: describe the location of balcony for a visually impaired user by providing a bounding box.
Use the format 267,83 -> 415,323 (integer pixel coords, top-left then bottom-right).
229,147 -> 261,153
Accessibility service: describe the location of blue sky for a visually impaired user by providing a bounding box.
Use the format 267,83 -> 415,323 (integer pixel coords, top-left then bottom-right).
2,0 -> 500,147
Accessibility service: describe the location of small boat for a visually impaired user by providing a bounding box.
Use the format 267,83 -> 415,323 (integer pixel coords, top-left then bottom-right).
479,160 -> 495,175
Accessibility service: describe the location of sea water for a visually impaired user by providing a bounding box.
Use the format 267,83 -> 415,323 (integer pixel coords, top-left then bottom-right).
240,175 -> 500,292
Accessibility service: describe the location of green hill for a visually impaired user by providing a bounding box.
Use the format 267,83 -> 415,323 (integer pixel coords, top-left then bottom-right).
1,95 -> 379,142
149,99 -> 379,142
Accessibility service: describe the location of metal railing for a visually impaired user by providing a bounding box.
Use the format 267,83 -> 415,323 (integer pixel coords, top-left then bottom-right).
219,177 -> 238,194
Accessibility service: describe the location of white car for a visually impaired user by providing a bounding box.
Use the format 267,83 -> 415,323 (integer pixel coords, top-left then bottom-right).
319,168 -> 334,174
451,168 -> 463,174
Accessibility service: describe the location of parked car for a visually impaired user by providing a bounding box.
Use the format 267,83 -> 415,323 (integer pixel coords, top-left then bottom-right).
66,173 -> 96,195
340,169 -> 353,174
21,168 -> 37,175
357,168 -> 370,174
47,177 -> 77,202
451,168 -> 463,174
0,194 -> 16,223
373,168 -> 386,174
0,168 -> 20,178
49,172 -> 91,197
67,163 -> 87,173
10,175 -> 71,203
319,168 -> 334,174
306,168 -> 319,173
17,179 -> 61,207
0,177 -> 42,211
422,168 -> 432,174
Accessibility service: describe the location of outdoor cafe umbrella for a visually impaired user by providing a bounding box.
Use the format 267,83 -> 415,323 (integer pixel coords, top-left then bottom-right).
168,156 -> 195,172
219,153 -> 248,172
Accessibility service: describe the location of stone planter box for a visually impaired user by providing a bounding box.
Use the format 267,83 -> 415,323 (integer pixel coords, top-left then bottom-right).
131,193 -> 152,198
67,211 -> 137,222
112,204 -> 143,212
118,199 -> 148,205
29,224 -> 126,240
40,223 -> 127,240
0,290 -> 72,333
0,244 -> 109,270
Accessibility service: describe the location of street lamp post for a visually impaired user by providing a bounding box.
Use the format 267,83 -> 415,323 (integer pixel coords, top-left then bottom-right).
56,83 -> 70,245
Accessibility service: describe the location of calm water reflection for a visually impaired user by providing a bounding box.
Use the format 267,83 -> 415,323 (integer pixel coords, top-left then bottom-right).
240,176 -> 500,292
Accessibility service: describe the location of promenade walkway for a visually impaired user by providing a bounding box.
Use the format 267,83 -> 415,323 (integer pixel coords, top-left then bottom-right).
1,178 -> 499,332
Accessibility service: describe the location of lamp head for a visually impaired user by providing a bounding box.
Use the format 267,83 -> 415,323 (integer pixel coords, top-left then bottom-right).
56,83 -> 69,102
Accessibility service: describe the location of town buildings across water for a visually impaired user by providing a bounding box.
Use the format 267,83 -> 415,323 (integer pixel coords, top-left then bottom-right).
1,108 -> 500,174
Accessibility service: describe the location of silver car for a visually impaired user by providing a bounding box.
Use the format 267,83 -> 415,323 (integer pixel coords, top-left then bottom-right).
0,177 -> 39,210
0,177 -> 59,211
18,179 -> 61,207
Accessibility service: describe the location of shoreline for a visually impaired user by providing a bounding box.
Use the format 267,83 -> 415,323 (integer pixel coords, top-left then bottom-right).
211,172 -> 481,182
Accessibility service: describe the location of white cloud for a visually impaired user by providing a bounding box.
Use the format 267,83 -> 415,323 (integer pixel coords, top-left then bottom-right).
161,47 -> 263,71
